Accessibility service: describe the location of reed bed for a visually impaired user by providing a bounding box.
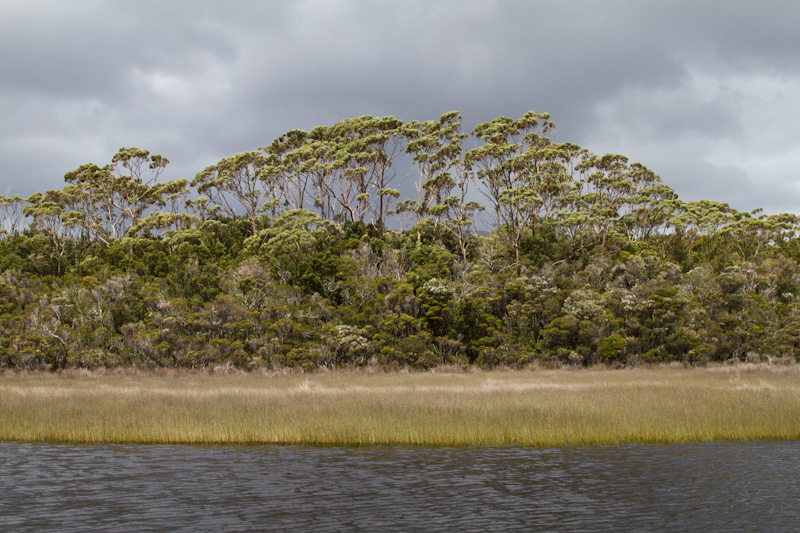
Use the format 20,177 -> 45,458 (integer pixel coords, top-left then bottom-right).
2,366 -> 800,447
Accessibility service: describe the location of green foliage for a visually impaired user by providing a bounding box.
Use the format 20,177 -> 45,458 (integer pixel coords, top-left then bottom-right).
4,112 -> 800,371
597,334 -> 626,362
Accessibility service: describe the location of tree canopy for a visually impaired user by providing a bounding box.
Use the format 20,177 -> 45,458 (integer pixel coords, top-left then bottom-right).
2,111 -> 800,371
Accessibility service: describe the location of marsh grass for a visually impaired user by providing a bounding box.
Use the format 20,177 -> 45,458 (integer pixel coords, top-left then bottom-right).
2,366 -> 800,447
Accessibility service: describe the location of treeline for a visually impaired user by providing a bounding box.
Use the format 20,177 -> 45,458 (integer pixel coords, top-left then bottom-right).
2,111 -> 800,371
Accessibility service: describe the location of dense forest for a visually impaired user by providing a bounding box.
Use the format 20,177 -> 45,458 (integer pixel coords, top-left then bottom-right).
2,111 -> 800,371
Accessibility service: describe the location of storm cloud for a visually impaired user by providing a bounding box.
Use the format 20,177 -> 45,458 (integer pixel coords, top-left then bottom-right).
2,0 -> 799,214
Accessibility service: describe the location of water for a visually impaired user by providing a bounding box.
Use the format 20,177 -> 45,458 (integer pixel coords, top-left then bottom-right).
1,441 -> 798,531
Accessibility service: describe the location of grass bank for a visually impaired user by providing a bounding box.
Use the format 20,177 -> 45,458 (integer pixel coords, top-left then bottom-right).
2,365 -> 800,447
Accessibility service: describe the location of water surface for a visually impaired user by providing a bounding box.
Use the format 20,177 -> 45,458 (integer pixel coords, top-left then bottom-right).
1,441 -> 798,531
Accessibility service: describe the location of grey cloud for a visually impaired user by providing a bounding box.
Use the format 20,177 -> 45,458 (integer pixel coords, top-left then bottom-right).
662,158 -> 796,215
1,0 -> 799,215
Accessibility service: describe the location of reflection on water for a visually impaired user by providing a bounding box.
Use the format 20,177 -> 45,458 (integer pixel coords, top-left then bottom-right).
1,440 -> 798,531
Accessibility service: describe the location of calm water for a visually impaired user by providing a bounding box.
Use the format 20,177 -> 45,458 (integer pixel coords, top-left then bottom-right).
1,440 -> 798,531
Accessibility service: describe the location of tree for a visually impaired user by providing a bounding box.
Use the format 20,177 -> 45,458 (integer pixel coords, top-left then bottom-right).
466,111 -> 579,269
23,190 -> 76,275
618,164 -> 677,241
349,115 -> 408,235
62,147 -> 170,245
128,178 -> 196,238
261,129 -> 311,213
400,111 -> 466,240
0,194 -> 27,239
719,211 -> 799,261
576,153 -> 635,257
8,108 -> 800,372
670,200 -> 739,260
258,209 -> 329,283
192,151 -> 273,235
325,115 -> 407,230
275,116 -> 411,234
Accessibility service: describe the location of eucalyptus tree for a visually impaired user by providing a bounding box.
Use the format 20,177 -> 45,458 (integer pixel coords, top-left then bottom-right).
127,178 -> 197,238
439,191 -> 485,261
519,140 -> 586,263
60,163 -> 113,245
352,115 -> 408,236
533,142 -> 584,224
260,129 -> 311,212
284,116 -> 408,233
670,200 -> 739,256
154,178 -> 192,216
466,111 -> 569,268
185,196 -> 215,223
111,147 -> 170,227
401,111 -> 465,241
128,209 -> 200,239
399,111 -> 484,257
324,115 -> 407,229
59,148 -> 172,245
621,185 -> 680,242
299,124 -> 340,224
575,153 -> 636,257
608,163 -> 679,243
0,194 -> 27,238
322,117 -> 371,226
261,208 -> 330,283
719,211 -> 799,261
23,189 -> 75,274
192,151 -> 274,235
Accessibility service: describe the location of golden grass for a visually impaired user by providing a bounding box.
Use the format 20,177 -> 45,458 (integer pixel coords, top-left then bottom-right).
2,365 -> 800,447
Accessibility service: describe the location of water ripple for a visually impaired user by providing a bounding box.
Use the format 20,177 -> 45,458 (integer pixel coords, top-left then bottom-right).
1,441 -> 798,531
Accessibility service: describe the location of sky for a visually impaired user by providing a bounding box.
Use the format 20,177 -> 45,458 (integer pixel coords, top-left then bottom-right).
2,0 -> 799,214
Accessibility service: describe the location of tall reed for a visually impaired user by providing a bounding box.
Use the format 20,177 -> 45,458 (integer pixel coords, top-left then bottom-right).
2,366 -> 799,447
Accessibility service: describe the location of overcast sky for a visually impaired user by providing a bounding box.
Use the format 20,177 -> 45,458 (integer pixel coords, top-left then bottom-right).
2,0 -> 799,214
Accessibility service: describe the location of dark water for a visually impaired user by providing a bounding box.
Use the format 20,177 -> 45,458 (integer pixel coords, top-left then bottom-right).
1,441 -> 798,532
